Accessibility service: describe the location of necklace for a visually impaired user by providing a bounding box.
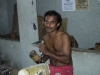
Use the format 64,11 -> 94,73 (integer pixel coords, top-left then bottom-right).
48,31 -> 58,39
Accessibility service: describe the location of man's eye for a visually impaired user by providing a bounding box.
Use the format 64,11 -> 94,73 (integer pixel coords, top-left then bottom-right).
45,21 -> 48,24
50,22 -> 54,24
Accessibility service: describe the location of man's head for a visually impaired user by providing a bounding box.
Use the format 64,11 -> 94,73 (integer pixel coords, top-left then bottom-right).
44,10 -> 62,26
43,10 -> 62,33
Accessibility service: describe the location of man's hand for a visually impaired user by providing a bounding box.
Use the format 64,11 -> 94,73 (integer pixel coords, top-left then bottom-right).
39,43 -> 49,55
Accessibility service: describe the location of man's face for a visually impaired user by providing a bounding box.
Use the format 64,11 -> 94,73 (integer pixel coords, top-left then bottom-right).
44,15 -> 59,33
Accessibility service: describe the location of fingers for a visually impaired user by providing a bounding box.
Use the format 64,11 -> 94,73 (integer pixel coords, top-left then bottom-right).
39,44 -> 43,52
39,47 -> 44,52
39,45 -> 45,54
39,43 -> 45,48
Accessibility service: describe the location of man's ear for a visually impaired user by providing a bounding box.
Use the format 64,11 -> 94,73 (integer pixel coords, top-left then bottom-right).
57,23 -> 60,27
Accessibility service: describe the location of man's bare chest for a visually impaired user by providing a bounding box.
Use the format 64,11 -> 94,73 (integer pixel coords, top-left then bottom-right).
45,38 -> 62,52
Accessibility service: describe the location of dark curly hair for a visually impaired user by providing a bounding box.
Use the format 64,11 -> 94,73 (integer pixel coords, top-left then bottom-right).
43,10 -> 62,29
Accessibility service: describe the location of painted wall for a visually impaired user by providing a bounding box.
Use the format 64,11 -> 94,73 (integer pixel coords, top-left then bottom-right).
0,38 -> 22,69
7,0 -> 16,33
0,0 -> 39,69
0,0 -> 16,35
36,0 -> 100,49
0,39 -> 100,75
17,0 -> 39,68
0,0 -> 9,35
72,48 -> 100,75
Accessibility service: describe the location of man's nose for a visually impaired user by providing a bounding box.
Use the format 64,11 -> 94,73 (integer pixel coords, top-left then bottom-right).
47,22 -> 50,26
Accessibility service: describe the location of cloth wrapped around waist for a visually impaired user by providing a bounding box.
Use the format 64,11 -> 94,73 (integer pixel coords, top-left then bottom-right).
49,64 -> 73,75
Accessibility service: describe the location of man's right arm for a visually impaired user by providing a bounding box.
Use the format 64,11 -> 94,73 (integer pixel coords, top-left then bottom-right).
40,35 -> 50,63
40,55 -> 49,63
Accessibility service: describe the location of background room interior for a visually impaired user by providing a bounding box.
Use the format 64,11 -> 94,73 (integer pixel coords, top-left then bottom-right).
0,0 -> 100,75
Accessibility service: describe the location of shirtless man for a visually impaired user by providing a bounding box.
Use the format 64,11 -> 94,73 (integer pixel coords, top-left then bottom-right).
39,10 -> 73,75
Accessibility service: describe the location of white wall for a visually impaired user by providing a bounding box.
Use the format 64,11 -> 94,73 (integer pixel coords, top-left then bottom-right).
36,0 -> 100,49
0,39 -> 22,69
17,0 -> 39,68
72,48 -> 100,75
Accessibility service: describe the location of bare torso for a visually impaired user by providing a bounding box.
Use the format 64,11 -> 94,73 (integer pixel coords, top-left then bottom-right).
43,31 -> 73,66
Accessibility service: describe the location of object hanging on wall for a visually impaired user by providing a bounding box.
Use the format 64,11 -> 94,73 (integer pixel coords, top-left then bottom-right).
32,0 -> 33,5
76,0 -> 89,10
33,23 -> 37,30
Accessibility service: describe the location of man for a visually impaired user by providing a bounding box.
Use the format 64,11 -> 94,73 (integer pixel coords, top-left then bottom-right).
39,10 -> 73,75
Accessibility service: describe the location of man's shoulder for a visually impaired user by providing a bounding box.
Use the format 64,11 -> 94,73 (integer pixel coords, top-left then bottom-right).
58,31 -> 70,37
43,34 -> 48,40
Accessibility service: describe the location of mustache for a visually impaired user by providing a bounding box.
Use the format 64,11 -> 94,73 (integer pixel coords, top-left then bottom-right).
45,26 -> 52,29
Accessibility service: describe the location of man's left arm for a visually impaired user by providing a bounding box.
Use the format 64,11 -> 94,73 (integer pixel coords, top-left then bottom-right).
49,33 -> 71,64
